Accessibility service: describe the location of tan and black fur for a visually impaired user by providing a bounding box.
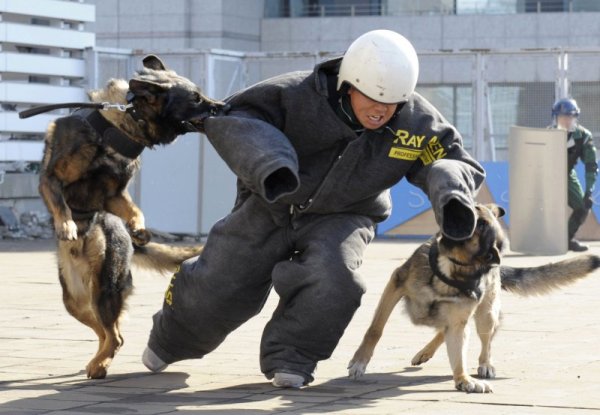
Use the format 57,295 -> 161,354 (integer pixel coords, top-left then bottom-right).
348,204 -> 600,393
39,55 -> 218,379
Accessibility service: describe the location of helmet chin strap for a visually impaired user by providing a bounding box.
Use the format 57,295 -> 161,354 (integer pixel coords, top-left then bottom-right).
338,95 -> 363,129
337,92 -> 400,134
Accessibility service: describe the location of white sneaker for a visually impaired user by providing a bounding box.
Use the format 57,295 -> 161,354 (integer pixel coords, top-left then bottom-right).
142,346 -> 168,372
272,372 -> 305,388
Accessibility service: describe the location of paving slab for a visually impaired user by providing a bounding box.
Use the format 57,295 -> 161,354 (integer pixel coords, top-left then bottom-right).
1,239 -> 600,414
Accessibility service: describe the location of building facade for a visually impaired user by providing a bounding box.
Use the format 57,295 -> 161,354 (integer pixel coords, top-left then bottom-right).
0,0 -> 95,218
4,0 -> 600,239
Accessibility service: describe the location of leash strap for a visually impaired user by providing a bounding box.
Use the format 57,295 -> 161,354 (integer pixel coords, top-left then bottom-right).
19,102 -> 104,119
18,102 -> 132,119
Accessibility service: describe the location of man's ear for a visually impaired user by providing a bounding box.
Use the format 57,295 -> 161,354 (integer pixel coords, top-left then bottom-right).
142,55 -> 167,71
129,79 -> 166,103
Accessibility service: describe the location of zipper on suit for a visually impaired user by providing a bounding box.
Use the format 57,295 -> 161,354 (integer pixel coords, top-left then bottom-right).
295,138 -> 355,212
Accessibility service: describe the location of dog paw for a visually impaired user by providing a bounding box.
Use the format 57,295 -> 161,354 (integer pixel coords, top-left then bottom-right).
56,220 -> 78,240
455,375 -> 493,393
130,228 -> 151,246
477,363 -> 496,379
411,350 -> 434,366
86,362 -> 108,379
348,359 -> 367,379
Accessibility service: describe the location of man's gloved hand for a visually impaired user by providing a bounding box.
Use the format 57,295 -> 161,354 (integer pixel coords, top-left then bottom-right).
440,198 -> 477,241
584,190 -> 594,209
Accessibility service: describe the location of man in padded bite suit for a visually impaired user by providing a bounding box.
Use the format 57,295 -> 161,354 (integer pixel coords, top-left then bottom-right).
143,30 -> 485,388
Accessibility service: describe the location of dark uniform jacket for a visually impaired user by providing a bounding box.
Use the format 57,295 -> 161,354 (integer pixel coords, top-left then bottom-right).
204,58 -> 485,239
567,125 -> 597,193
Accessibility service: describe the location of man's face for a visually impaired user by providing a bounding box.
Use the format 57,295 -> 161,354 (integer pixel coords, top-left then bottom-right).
557,114 -> 577,131
348,87 -> 398,130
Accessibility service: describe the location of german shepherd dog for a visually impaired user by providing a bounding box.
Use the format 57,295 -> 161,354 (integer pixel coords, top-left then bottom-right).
348,203 -> 600,393
38,55 -> 221,379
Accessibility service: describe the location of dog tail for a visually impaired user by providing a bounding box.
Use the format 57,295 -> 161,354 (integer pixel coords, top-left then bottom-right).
132,242 -> 203,274
500,254 -> 600,296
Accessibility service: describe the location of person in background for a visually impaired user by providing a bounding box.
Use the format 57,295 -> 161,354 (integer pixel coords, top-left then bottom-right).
551,98 -> 598,251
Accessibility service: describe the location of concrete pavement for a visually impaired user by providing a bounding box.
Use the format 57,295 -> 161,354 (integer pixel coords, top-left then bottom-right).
1,238 -> 600,414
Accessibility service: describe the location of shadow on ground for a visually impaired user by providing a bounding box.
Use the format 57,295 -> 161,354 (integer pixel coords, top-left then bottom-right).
0,367 -> 454,414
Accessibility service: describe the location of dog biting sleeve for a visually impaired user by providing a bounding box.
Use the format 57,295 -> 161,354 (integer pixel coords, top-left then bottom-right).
204,115 -> 300,203
425,159 -> 484,240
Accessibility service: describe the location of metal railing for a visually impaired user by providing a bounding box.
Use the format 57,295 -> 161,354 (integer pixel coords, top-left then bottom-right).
6,46 -> 597,165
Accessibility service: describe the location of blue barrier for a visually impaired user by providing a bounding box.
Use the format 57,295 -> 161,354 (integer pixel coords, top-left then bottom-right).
481,161 -> 510,225
377,161 -> 599,237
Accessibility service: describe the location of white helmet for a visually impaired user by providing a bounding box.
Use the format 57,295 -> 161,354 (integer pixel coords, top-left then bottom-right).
337,30 -> 419,104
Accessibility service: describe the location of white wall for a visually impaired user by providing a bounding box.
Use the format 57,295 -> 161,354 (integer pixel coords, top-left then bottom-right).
138,134 -> 236,235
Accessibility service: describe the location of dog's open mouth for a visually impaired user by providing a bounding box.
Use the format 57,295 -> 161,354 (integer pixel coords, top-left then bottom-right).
179,120 -> 200,133
186,102 -> 230,132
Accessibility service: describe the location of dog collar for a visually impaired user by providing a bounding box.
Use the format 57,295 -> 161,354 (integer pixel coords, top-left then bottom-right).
125,91 -> 148,126
73,108 -> 146,159
428,241 -> 482,300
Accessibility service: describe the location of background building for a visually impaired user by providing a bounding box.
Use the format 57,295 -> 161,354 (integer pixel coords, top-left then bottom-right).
0,0 -> 94,220
5,0 -> 600,239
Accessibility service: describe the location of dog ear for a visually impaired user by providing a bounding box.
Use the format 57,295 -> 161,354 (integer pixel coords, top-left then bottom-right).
486,204 -> 506,218
142,55 -> 167,71
129,79 -> 166,103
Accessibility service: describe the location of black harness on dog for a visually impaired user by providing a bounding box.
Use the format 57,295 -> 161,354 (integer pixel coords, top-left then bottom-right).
72,108 -> 146,159
19,98 -> 146,159
67,107 -> 146,224
428,241 -> 483,300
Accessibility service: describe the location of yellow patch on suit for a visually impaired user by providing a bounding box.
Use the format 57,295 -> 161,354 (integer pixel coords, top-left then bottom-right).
164,265 -> 180,306
389,147 -> 422,161
419,136 -> 447,165
389,129 -> 426,161
389,128 -> 450,163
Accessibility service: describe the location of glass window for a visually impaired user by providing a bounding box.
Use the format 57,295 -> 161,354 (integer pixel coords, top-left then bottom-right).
520,0 -> 568,12
417,85 -> 473,149
265,0 -> 382,17
266,0 -> 600,16
31,18 -> 51,26
456,0 -> 519,14
265,0 -> 290,17
572,0 -> 600,12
